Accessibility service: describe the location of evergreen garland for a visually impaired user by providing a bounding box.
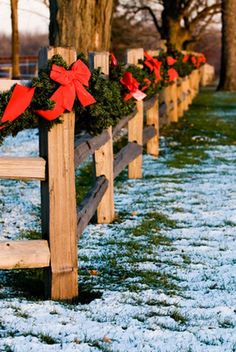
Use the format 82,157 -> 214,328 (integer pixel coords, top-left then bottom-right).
0,47 -> 206,144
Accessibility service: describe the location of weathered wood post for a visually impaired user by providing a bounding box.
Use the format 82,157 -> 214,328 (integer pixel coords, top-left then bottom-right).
89,52 -> 115,224
185,75 -> 192,108
196,69 -> 201,94
189,70 -> 197,100
177,78 -> 184,118
39,47 -> 78,300
146,50 -> 160,156
146,97 -> 159,156
162,79 -> 178,124
126,48 -> 144,178
169,80 -> 178,123
200,64 -> 215,87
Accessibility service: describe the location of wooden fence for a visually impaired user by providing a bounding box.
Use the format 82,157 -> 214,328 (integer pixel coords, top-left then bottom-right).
0,47 -> 207,300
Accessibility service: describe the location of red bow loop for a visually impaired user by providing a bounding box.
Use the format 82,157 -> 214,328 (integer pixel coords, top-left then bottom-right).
110,53 -> 118,67
144,52 -> 162,83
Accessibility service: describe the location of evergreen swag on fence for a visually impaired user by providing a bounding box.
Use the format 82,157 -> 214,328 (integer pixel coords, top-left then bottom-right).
0,47 -> 206,144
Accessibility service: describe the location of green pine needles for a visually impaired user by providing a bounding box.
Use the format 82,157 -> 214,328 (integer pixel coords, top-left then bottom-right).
0,47 -> 206,144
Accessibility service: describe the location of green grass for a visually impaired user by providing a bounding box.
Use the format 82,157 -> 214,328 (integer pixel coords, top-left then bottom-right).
219,319 -> 234,329
131,212 -> 177,238
161,89 -> 236,168
163,90 -> 236,145
75,162 -> 95,205
38,334 -> 58,345
170,309 -> 188,324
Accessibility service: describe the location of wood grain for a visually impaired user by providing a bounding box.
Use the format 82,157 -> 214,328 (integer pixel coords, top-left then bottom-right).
39,47 -> 78,301
146,96 -> 159,156
113,142 -> 142,179
0,240 -> 50,269
126,49 -> 144,179
91,52 -> 115,223
0,157 -> 46,180
74,130 -> 110,167
77,176 -> 108,238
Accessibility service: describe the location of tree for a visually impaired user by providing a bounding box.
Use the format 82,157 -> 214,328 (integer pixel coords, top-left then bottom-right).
10,0 -> 20,78
117,0 -> 221,50
218,0 -> 236,91
49,0 -> 114,55
111,13 -> 160,58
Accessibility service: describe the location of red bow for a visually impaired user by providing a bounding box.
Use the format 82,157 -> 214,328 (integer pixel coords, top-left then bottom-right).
120,72 -> 146,101
36,60 -> 96,121
167,56 -> 177,66
144,52 -> 162,83
0,84 -> 35,128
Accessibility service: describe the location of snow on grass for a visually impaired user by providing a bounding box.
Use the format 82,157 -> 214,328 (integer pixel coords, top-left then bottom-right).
0,91 -> 236,351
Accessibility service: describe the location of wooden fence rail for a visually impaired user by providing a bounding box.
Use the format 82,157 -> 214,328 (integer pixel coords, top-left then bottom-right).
0,47 -> 212,300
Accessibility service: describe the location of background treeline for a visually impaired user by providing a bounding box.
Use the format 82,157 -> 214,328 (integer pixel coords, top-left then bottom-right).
0,28 -> 221,76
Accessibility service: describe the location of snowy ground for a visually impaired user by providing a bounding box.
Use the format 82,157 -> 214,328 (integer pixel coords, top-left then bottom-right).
0,91 -> 236,351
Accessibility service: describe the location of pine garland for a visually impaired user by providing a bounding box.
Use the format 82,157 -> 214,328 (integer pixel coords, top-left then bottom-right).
0,47 -> 206,144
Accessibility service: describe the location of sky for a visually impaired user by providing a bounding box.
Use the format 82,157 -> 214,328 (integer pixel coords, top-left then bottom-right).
0,0 -> 49,34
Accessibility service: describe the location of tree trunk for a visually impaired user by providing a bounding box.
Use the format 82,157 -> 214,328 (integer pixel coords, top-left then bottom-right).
49,0 -> 114,55
161,1 -> 191,50
218,0 -> 236,91
10,0 -> 20,79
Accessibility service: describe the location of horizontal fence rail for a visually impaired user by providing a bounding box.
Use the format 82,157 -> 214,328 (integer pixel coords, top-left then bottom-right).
0,157 -> 46,180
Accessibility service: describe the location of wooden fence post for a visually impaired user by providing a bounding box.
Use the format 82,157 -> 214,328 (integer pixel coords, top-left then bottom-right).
146,97 -> 159,156
196,69 -> 201,94
126,48 -> 144,178
89,52 -> 115,224
162,80 -> 178,124
146,50 -> 160,156
169,80 -> 178,123
177,78 -> 184,118
39,47 -> 78,301
185,76 -> 192,108
189,70 -> 196,100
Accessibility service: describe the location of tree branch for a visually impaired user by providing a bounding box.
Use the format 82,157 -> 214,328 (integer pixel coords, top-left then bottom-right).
135,6 -> 162,32
190,3 -> 221,29
180,0 -> 196,17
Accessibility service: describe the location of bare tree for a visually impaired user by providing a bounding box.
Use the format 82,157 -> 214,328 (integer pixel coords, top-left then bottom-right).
10,0 -> 20,78
117,0 -> 221,49
218,0 -> 236,91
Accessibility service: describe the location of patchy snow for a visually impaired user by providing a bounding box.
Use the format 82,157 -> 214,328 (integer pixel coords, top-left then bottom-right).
0,116 -> 236,351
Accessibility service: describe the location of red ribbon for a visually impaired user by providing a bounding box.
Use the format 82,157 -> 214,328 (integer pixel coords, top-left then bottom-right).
167,56 -> 177,66
110,53 -> 118,66
0,84 -> 35,128
144,52 -> 162,83
182,54 -> 189,63
142,78 -> 152,92
120,72 -> 146,101
191,56 -> 197,66
35,59 -> 96,121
